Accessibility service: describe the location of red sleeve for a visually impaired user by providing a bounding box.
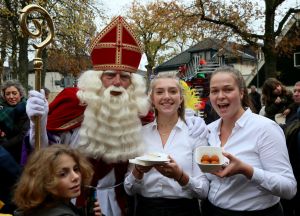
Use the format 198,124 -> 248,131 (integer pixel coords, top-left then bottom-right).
140,111 -> 154,125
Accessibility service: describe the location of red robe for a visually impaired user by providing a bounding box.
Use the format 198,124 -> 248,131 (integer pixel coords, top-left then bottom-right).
47,87 -> 154,215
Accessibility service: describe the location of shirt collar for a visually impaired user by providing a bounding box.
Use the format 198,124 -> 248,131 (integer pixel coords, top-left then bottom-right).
235,108 -> 252,127
152,118 -> 185,131
209,108 -> 252,133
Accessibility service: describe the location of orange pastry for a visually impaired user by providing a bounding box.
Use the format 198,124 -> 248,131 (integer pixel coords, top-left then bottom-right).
201,160 -> 210,164
210,155 -> 220,164
201,154 -> 210,163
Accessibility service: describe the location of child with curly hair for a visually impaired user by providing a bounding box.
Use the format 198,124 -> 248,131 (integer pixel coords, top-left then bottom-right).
13,144 -> 101,216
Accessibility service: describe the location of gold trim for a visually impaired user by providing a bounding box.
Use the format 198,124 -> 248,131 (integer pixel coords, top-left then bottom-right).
89,16 -> 143,54
93,64 -> 137,73
56,115 -> 84,130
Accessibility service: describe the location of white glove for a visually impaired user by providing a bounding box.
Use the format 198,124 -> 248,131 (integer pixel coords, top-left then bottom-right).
26,89 -> 49,148
185,108 -> 208,139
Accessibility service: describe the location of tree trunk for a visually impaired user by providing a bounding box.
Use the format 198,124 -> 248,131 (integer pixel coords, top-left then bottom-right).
18,35 -> 29,89
0,59 -> 3,85
145,64 -> 153,91
11,41 -> 18,79
262,0 -> 278,78
262,45 -> 277,78
0,20 -> 8,84
42,48 -> 48,88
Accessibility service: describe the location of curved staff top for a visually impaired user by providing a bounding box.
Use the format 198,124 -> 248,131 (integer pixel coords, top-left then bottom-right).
19,4 -> 55,149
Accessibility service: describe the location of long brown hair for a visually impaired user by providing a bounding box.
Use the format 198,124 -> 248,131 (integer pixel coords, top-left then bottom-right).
13,144 -> 93,212
262,78 -> 289,105
210,66 -> 254,111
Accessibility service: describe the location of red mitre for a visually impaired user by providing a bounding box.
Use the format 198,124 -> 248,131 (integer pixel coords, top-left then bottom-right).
90,16 -> 143,73
47,87 -> 86,132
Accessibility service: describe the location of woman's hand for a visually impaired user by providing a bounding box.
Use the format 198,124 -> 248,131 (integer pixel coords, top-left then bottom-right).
0,129 -> 6,137
283,108 -> 291,116
275,96 -> 282,104
212,152 -> 253,179
93,201 -> 102,216
154,156 -> 188,185
132,164 -> 152,179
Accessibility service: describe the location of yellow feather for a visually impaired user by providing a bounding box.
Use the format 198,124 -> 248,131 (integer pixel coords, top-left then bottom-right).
180,80 -> 201,111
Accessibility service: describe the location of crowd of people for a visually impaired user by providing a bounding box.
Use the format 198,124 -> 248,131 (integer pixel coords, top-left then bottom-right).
0,15 -> 299,216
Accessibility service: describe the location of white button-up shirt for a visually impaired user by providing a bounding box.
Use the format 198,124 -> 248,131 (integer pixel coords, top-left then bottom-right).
124,118 -> 209,199
207,109 -> 297,210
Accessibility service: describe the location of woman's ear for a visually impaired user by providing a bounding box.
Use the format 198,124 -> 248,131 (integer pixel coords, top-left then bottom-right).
240,88 -> 244,100
180,96 -> 184,107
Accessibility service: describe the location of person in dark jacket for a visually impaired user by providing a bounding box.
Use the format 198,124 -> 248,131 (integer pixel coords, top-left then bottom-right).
0,145 -> 21,214
281,82 -> 300,216
286,81 -> 300,125
0,80 -> 29,163
249,85 -> 261,114
262,78 -> 294,121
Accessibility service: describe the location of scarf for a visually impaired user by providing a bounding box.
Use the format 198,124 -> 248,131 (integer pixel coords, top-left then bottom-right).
0,97 -> 27,135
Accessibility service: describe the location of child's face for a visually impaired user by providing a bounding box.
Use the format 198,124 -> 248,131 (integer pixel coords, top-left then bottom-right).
49,154 -> 82,201
273,84 -> 282,95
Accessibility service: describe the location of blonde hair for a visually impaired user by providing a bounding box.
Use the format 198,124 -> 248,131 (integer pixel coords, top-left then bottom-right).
13,144 -> 93,212
149,72 -> 185,122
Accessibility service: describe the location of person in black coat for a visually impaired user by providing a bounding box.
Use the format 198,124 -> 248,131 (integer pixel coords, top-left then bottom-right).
0,80 -> 29,163
0,146 -> 21,214
249,85 -> 261,114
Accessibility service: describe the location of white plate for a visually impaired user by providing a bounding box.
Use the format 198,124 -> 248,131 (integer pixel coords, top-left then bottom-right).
129,153 -> 170,166
129,159 -> 153,166
135,155 -> 169,162
275,113 -> 286,124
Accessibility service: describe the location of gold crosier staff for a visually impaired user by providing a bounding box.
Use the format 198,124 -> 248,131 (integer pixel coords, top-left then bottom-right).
19,4 -> 54,150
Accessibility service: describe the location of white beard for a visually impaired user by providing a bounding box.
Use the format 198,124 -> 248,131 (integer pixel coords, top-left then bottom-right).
76,70 -> 150,162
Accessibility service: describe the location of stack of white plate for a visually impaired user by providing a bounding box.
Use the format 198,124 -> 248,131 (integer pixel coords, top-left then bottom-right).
129,152 -> 170,166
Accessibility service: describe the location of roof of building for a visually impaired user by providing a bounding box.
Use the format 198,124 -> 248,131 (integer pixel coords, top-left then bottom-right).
155,38 -> 256,72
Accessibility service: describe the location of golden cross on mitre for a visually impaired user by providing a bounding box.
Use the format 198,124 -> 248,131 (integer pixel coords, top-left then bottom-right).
89,16 -> 143,73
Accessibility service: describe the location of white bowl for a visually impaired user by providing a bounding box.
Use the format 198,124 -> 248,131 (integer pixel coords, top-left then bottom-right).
195,146 -> 226,173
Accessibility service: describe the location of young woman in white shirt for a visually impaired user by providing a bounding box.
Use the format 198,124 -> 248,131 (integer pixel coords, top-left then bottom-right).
201,66 -> 297,216
124,72 -> 209,216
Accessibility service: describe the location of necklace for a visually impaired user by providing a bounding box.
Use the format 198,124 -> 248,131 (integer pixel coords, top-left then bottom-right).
159,129 -> 171,136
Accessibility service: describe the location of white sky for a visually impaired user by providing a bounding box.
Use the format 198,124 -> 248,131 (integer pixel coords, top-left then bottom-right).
102,0 -> 298,16
21,0 -> 299,70
102,0 -> 193,17
101,0 -> 192,70
100,0 -> 299,70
